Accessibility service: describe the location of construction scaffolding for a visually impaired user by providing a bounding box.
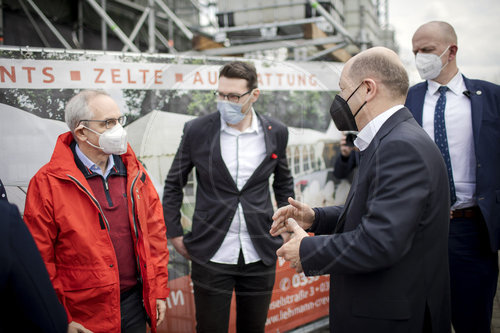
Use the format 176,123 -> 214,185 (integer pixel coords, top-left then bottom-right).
0,0 -> 396,61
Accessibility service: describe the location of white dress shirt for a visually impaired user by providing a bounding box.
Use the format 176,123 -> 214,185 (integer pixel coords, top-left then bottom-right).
210,109 -> 266,265
422,72 -> 476,209
354,104 -> 403,151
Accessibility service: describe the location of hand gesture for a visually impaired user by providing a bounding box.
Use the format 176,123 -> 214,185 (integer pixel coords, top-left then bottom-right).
270,197 -> 315,238
276,218 -> 309,273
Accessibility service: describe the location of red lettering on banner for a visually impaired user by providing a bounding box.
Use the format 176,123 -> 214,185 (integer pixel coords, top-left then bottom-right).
297,74 -> 306,86
309,75 -> 317,86
287,74 -> 295,86
193,72 -> 203,85
276,73 -> 283,86
0,66 -> 16,83
208,71 -> 218,85
264,73 -> 272,86
154,70 -> 162,84
22,67 -> 36,83
94,68 -> 105,83
257,74 -> 264,87
139,69 -> 149,84
42,67 -> 54,83
127,69 -> 136,84
175,73 -> 183,83
111,69 -> 122,83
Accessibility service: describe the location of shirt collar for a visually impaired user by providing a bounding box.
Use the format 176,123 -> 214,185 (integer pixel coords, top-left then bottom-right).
220,108 -> 260,135
354,104 -> 404,151
75,143 -> 115,178
428,71 -> 464,96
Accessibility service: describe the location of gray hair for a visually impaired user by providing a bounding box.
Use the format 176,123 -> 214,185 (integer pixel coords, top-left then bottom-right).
65,90 -> 110,134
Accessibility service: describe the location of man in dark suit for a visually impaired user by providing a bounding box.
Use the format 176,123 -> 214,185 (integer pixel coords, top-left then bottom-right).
405,21 -> 500,333
163,61 -> 294,332
270,47 -> 451,333
0,200 -> 68,332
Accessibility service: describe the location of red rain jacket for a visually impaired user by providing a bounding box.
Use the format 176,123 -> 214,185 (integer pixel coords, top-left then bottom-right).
24,132 -> 169,333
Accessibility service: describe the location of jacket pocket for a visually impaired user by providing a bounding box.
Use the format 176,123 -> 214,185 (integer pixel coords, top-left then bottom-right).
57,265 -> 116,291
352,298 -> 411,320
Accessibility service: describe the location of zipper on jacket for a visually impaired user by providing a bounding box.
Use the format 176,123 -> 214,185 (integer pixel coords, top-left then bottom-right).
67,174 -> 111,230
129,170 -> 143,283
102,176 -> 114,207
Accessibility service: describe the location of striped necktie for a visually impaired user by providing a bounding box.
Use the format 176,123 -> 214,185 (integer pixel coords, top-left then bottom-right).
434,86 -> 457,205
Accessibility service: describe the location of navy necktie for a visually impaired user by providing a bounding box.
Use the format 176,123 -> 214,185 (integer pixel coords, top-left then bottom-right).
434,86 -> 457,205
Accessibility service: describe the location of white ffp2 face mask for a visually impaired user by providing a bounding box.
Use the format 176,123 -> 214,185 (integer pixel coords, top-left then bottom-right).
415,45 -> 450,80
84,123 -> 128,155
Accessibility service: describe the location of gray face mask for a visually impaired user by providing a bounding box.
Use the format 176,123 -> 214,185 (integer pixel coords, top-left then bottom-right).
217,91 -> 253,125
217,100 -> 248,125
84,124 -> 128,155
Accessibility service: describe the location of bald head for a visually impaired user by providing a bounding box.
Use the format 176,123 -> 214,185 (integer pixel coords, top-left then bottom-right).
413,21 -> 457,46
344,47 -> 409,100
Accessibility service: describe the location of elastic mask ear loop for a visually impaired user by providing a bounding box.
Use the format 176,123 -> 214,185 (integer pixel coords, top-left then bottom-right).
81,125 -> 104,151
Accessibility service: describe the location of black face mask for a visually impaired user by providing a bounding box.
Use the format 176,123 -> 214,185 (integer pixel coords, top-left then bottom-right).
329,82 -> 366,131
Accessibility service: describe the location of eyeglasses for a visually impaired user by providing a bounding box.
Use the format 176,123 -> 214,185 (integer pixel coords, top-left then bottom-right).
79,115 -> 127,129
214,89 -> 252,103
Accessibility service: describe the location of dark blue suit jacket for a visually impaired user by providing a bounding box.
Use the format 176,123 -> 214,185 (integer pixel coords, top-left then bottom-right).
163,112 -> 294,265
301,108 -> 451,333
405,76 -> 500,251
0,201 -> 67,332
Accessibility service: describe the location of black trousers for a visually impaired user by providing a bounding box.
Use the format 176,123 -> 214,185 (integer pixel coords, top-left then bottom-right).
191,255 -> 276,333
120,284 -> 147,333
449,213 -> 498,333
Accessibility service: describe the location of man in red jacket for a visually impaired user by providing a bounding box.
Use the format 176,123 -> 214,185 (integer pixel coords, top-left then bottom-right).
24,90 -> 169,333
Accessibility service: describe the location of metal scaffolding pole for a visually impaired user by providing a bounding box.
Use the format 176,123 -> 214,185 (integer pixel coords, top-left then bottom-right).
305,42 -> 347,61
78,0 -> 84,47
25,0 -> 73,49
122,6 -> 150,52
18,0 -> 50,47
85,0 -> 140,52
197,35 -> 344,56
154,0 -> 193,40
101,0 -> 107,50
0,0 -> 4,45
155,28 -> 176,53
148,0 -> 156,53
308,0 -> 356,46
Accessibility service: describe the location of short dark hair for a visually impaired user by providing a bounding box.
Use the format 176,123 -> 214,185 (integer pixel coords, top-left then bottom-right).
349,53 -> 409,99
219,61 -> 258,90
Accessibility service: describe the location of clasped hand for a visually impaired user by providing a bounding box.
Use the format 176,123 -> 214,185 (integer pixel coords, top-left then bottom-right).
270,197 -> 314,273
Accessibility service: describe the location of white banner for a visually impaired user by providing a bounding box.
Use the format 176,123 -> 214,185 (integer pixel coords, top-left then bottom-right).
0,59 -> 340,91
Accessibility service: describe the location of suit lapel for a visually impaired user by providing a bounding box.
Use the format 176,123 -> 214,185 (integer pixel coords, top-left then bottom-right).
463,76 -> 483,151
412,82 -> 427,126
207,114 -> 239,191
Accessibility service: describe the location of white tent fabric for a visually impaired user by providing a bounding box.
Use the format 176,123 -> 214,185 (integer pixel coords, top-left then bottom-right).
126,110 -> 196,194
0,103 -> 69,212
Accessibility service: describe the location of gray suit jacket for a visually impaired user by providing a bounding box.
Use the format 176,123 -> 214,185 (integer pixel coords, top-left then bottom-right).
301,108 -> 451,333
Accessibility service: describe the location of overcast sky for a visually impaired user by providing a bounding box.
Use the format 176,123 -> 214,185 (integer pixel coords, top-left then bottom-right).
388,0 -> 500,85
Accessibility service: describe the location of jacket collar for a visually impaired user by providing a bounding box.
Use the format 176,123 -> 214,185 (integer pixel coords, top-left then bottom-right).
47,132 -> 139,183
361,107 -> 414,166
337,107 -> 412,225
